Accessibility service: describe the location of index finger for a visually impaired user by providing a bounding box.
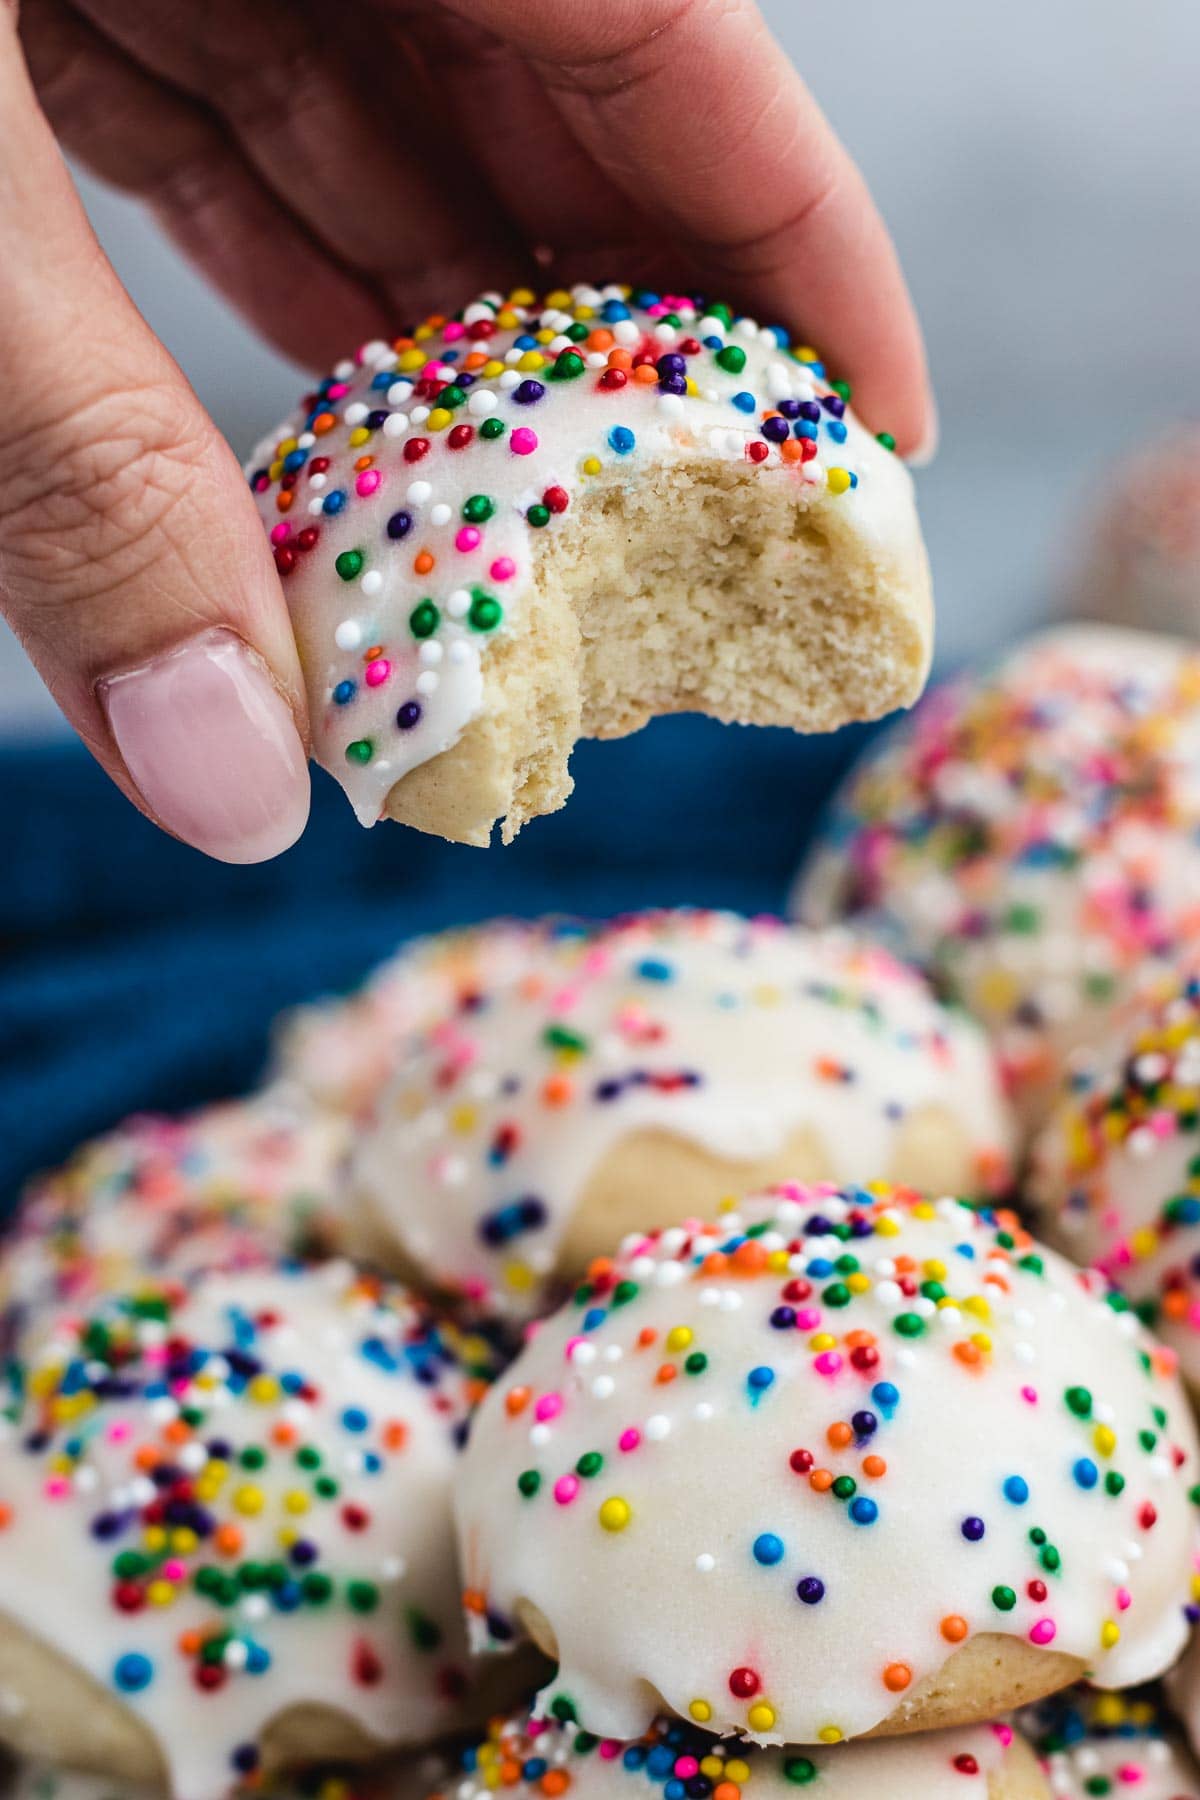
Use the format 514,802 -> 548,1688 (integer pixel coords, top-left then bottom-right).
441,0 -> 934,458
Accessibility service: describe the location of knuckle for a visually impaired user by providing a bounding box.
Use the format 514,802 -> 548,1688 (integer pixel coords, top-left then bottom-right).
0,381 -> 211,605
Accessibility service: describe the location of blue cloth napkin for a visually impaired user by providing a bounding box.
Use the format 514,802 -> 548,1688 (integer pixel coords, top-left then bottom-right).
0,714 -> 882,1211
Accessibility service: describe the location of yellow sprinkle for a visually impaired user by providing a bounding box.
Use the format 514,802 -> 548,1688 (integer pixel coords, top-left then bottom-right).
699,1759 -> 723,1781
146,1580 -> 176,1607
582,456 -> 602,477
1093,1424 -> 1117,1457
818,1727 -> 843,1746
142,1526 -> 166,1552
767,1250 -> 790,1273
545,289 -> 570,309
913,1202 -> 936,1221
827,467 -> 852,495
970,1331 -> 992,1354
427,408 -> 452,432
846,1272 -> 870,1294
575,305 -> 595,320
414,324 -> 433,341
689,1700 -> 712,1723
503,1262 -> 536,1293
794,347 -> 820,363
284,1490 -> 310,1516
277,1526 -> 299,1549
923,1259 -> 947,1281
278,437 -> 298,456
483,359 -> 506,379
1099,1620 -> 1120,1650
747,1705 -> 776,1733
482,1774 -> 501,1793
685,376 -> 698,396
809,1332 -> 837,1353
725,1763 -> 750,1785
510,287 -> 536,306
875,1216 -> 901,1237
598,1496 -> 631,1533
450,1104 -> 478,1134
348,427 -> 370,448
962,1295 -> 991,1321
170,1528 -> 198,1555
531,336 -> 554,352
398,348 -> 425,371
1130,1227 -> 1158,1260
666,1326 -> 693,1352
268,460 -> 284,482
249,1375 -> 279,1405
234,1485 -> 264,1517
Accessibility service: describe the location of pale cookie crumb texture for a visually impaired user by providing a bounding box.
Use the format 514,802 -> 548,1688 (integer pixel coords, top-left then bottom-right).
247,283 -> 931,845
455,1186 -> 1199,1748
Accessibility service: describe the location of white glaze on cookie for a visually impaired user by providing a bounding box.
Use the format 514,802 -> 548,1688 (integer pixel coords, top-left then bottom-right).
455,1187 -> 1199,1747
246,284 -> 918,827
352,912 -> 1014,1316
1022,1687 -> 1200,1800
0,1263 -> 494,1800
795,625 -> 1200,1124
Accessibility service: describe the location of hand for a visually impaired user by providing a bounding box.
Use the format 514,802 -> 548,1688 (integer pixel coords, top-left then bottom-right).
2,0 -> 933,863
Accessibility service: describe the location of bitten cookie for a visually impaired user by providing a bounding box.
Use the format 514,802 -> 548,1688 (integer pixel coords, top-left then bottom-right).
454,1186 -> 1199,1748
1029,971 -> 1200,1389
440,1709 -> 1047,1800
350,911 -> 1015,1317
0,1088 -> 348,1357
247,283 -> 932,845
795,625 -> 1200,1128
1065,427 -> 1200,641
1021,1687 -> 1200,1800
0,1261 -> 519,1800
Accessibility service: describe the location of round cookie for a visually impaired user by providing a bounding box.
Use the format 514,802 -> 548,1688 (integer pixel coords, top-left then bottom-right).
1029,971 -> 1200,1389
0,1260 -> 514,1800
350,911 -> 1015,1318
454,1185 -> 1199,1748
795,624 -> 1200,1129
0,1087 -> 349,1356
1,1752 -> 452,1800
247,282 -> 931,846
440,1709 -> 1046,1800
1065,427 -> 1200,640
1022,1687 -> 1200,1800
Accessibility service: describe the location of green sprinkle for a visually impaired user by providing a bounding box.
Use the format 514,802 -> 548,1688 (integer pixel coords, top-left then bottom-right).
822,1282 -> 851,1308
831,1476 -> 857,1501
334,549 -> 363,582
576,1452 -> 603,1478
409,599 -> 440,639
347,1580 -> 379,1614
406,1607 -> 442,1652
526,504 -> 551,528
783,1760 -> 817,1785
685,1352 -> 708,1376
894,1312 -> 924,1337
1065,1387 -> 1093,1418
550,1695 -> 578,1724
517,1470 -> 542,1498
991,1585 -> 1016,1611
875,431 -> 896,452
346,740 -> 373,765
716,345 -> 746,375
480,416 -> 506,440
462,494 -> 495,523
551,350 -> 586,380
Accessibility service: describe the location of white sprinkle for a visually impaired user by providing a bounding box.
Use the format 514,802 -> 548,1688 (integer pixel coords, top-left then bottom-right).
382,413 -> 410,438
407,481 -> 433,506
571,1342 -> 598,1366
693,1402 -> 714,1422
386,381 -> 413,406
410,406 -> 430,425
297,431 -> 315,449
695,1553 -> 716,1573
431,503 -> 453,527
361,571 -> 383,597
499,369 -> 521,390
447,589 -> 471,619
344,402 -> 368,426
419,640 -> 444,667
307,497 -> 324,514
655,1261 -> 684,1287
645,1414 -> 671,1441
448,640 -> 472,666
591,1376 -> 615,1400
308,472 -> 327,490
468,389 -> 498,417
335,620 -> 363,651
530,1424 -> 551,1448
415,672 -> 439,697
224,1641 -> 249,1671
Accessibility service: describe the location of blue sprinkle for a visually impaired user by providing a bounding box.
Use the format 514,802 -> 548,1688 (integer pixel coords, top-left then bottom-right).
246,1644 -> 271,1675
849,1497 -> 878,1525
582,1306 -> 607,1332
333,680 -> 356,706
608,426 -> 636,455
523,1761 -> 547,1782
826,420 -> 848,443
370,372 -> 395,390
753,1532 -> 785,1565
1003,1475 -> 1029,1505
808,1257 -> 835,1278
282,449 -> 308,472
703,334 -> 724,351
747,1365 -> 775,1392
1073,1457 -> 1099,1490
341,1406 -> 369,1433
731,391 -> 756,413
871,1381 -> 900,1417
793,421 -> 818,441
322,489 -> 347,515
636,957 -> 674,981
647,1748 -> 675,1779
114,1653 -> 154,1693
602,301 -> 632,324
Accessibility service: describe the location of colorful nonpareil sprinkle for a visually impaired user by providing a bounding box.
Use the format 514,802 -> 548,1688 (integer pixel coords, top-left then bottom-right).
440,1705 -> 1028,1800
796,625 -> 1200,1126
456,1186 -> 1199,1747
351,911 -> 1013,1318
0,1262 -> 498,1800
1022,1684 -> 1200,1799
246,283 -> 899,828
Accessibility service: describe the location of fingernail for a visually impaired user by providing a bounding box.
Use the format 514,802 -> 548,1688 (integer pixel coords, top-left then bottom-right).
99,629 -> 310,864
907,391 -> 940,468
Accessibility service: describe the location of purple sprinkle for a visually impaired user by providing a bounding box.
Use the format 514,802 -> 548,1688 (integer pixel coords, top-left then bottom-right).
396,701 -> 422,731
514,379 -> 545,405
796,1577 -> 825,1604
387,510 -> 413,539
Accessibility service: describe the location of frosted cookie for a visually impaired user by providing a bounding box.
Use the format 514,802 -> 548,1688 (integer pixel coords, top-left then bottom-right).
0,1751 -> 452,1800
247,283 -> 932,845
795,625 -> 1200,1128
1066,427 -> 1200,640
455,1185 -> 1199,1748
438,1709 -> 1046,1800
1029,972 -> 1200,1389
0,1087 -> 349,1356
0,1260 -> 514,1800
1022,1687 -> 1200,1800
350,911 -> 1015,1318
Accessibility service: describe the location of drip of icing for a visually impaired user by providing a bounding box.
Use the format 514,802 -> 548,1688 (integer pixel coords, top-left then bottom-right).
456,1186 -> 1199,1747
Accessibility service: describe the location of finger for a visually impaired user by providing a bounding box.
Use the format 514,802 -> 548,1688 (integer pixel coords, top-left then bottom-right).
0,9 -> 311,864
440,0 -> 934,456
21,0 -> 391,369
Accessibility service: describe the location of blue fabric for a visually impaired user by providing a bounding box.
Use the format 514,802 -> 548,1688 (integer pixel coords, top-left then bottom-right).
0,715 -> 882,1211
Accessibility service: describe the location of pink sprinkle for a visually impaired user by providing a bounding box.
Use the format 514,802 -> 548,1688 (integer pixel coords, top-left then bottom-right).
1117,1586 -> 1133,1611
598,1742 -> 621,1761
795,1307 -> 821,1331
553,1475 -> 580,1506
990,1724 -> 1014,1749
162,1559 -> 186,1581
534,1392 -> 563,1424
619,1428 -> 641,1453
442,322 -> 466,342
364,659 -> 391,688
270,523 -> 292,544
1020,1386 -> 1038,1404
327,382 -> 350,399
356,470 -> 382,497
455,526 -> 482,553
107,1421 -> 132,1444
1029,1619 -> 1056,1645
674,1759 -> 699,1779
44,1477 -> 70,1500
510,427 -> 538,456
565,1338 -> 586,1361
814,1351 -> 843,1377
490,557 -> 517,581
1116,1765 -> 1146,1786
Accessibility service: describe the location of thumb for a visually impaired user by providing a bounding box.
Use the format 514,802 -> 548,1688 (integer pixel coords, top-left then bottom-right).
0,8 -> 310,864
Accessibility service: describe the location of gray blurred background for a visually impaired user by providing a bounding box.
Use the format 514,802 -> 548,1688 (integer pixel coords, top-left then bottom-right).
3,0 -> 1199,728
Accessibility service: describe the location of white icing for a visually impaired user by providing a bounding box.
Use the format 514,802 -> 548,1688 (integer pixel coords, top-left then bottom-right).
455,1188 -> 1199,1747
246,285 -> 918,827
351,913 -> 1014,1317
0,1265 -> 488,1800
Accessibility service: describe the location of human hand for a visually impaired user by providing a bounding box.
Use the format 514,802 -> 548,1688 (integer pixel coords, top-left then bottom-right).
3,0 -> 933,863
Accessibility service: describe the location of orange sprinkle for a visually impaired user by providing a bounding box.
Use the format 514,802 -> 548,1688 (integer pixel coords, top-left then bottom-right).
732,1241 -> 768,1275
0,1504 -> 12,1531
163,1419 -> 191,1445
134,1445 -> 161,1473
312,411 -> 337,434
606,347 -> 633,370
364,644 -> 384,662
414,551 -> 435,575
464,352 -> 489,372
178,1629 -> 203,1655
656,1363 -> 678,1385
587,328 -> 615,351
779,439 -> 804,463
714,1785 -> 741,1800
276,490 -> 294,512
809,1468 -> 834,1493
637,1327 -> 658,1348
941,1615 -> 969,1644
883,1663 -> 912,1693
632,363 -> 658,384
862,1454 -> 887,1479
587,1257 -> 615,1281
827,1422 -> 853,1450
354,455 -> 373,472
383,1420 -> 409,1451
214,1524 -> 243,1558
1165,1289 -> 1190,1320
953,1340 -> 982,1367
461,1588 -> 488,1616
701,1251 -> 729,1276
540,1772 -> 571,1797
500,1761 -> 522,1786
271,1422 -> 298,1447
505,1386 -> 532,1417
542,1074 -> 574,1107
845,1329 -> 877,1350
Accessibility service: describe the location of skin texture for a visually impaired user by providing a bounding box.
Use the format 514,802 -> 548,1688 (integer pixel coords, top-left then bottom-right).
0,0 -> 931,859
